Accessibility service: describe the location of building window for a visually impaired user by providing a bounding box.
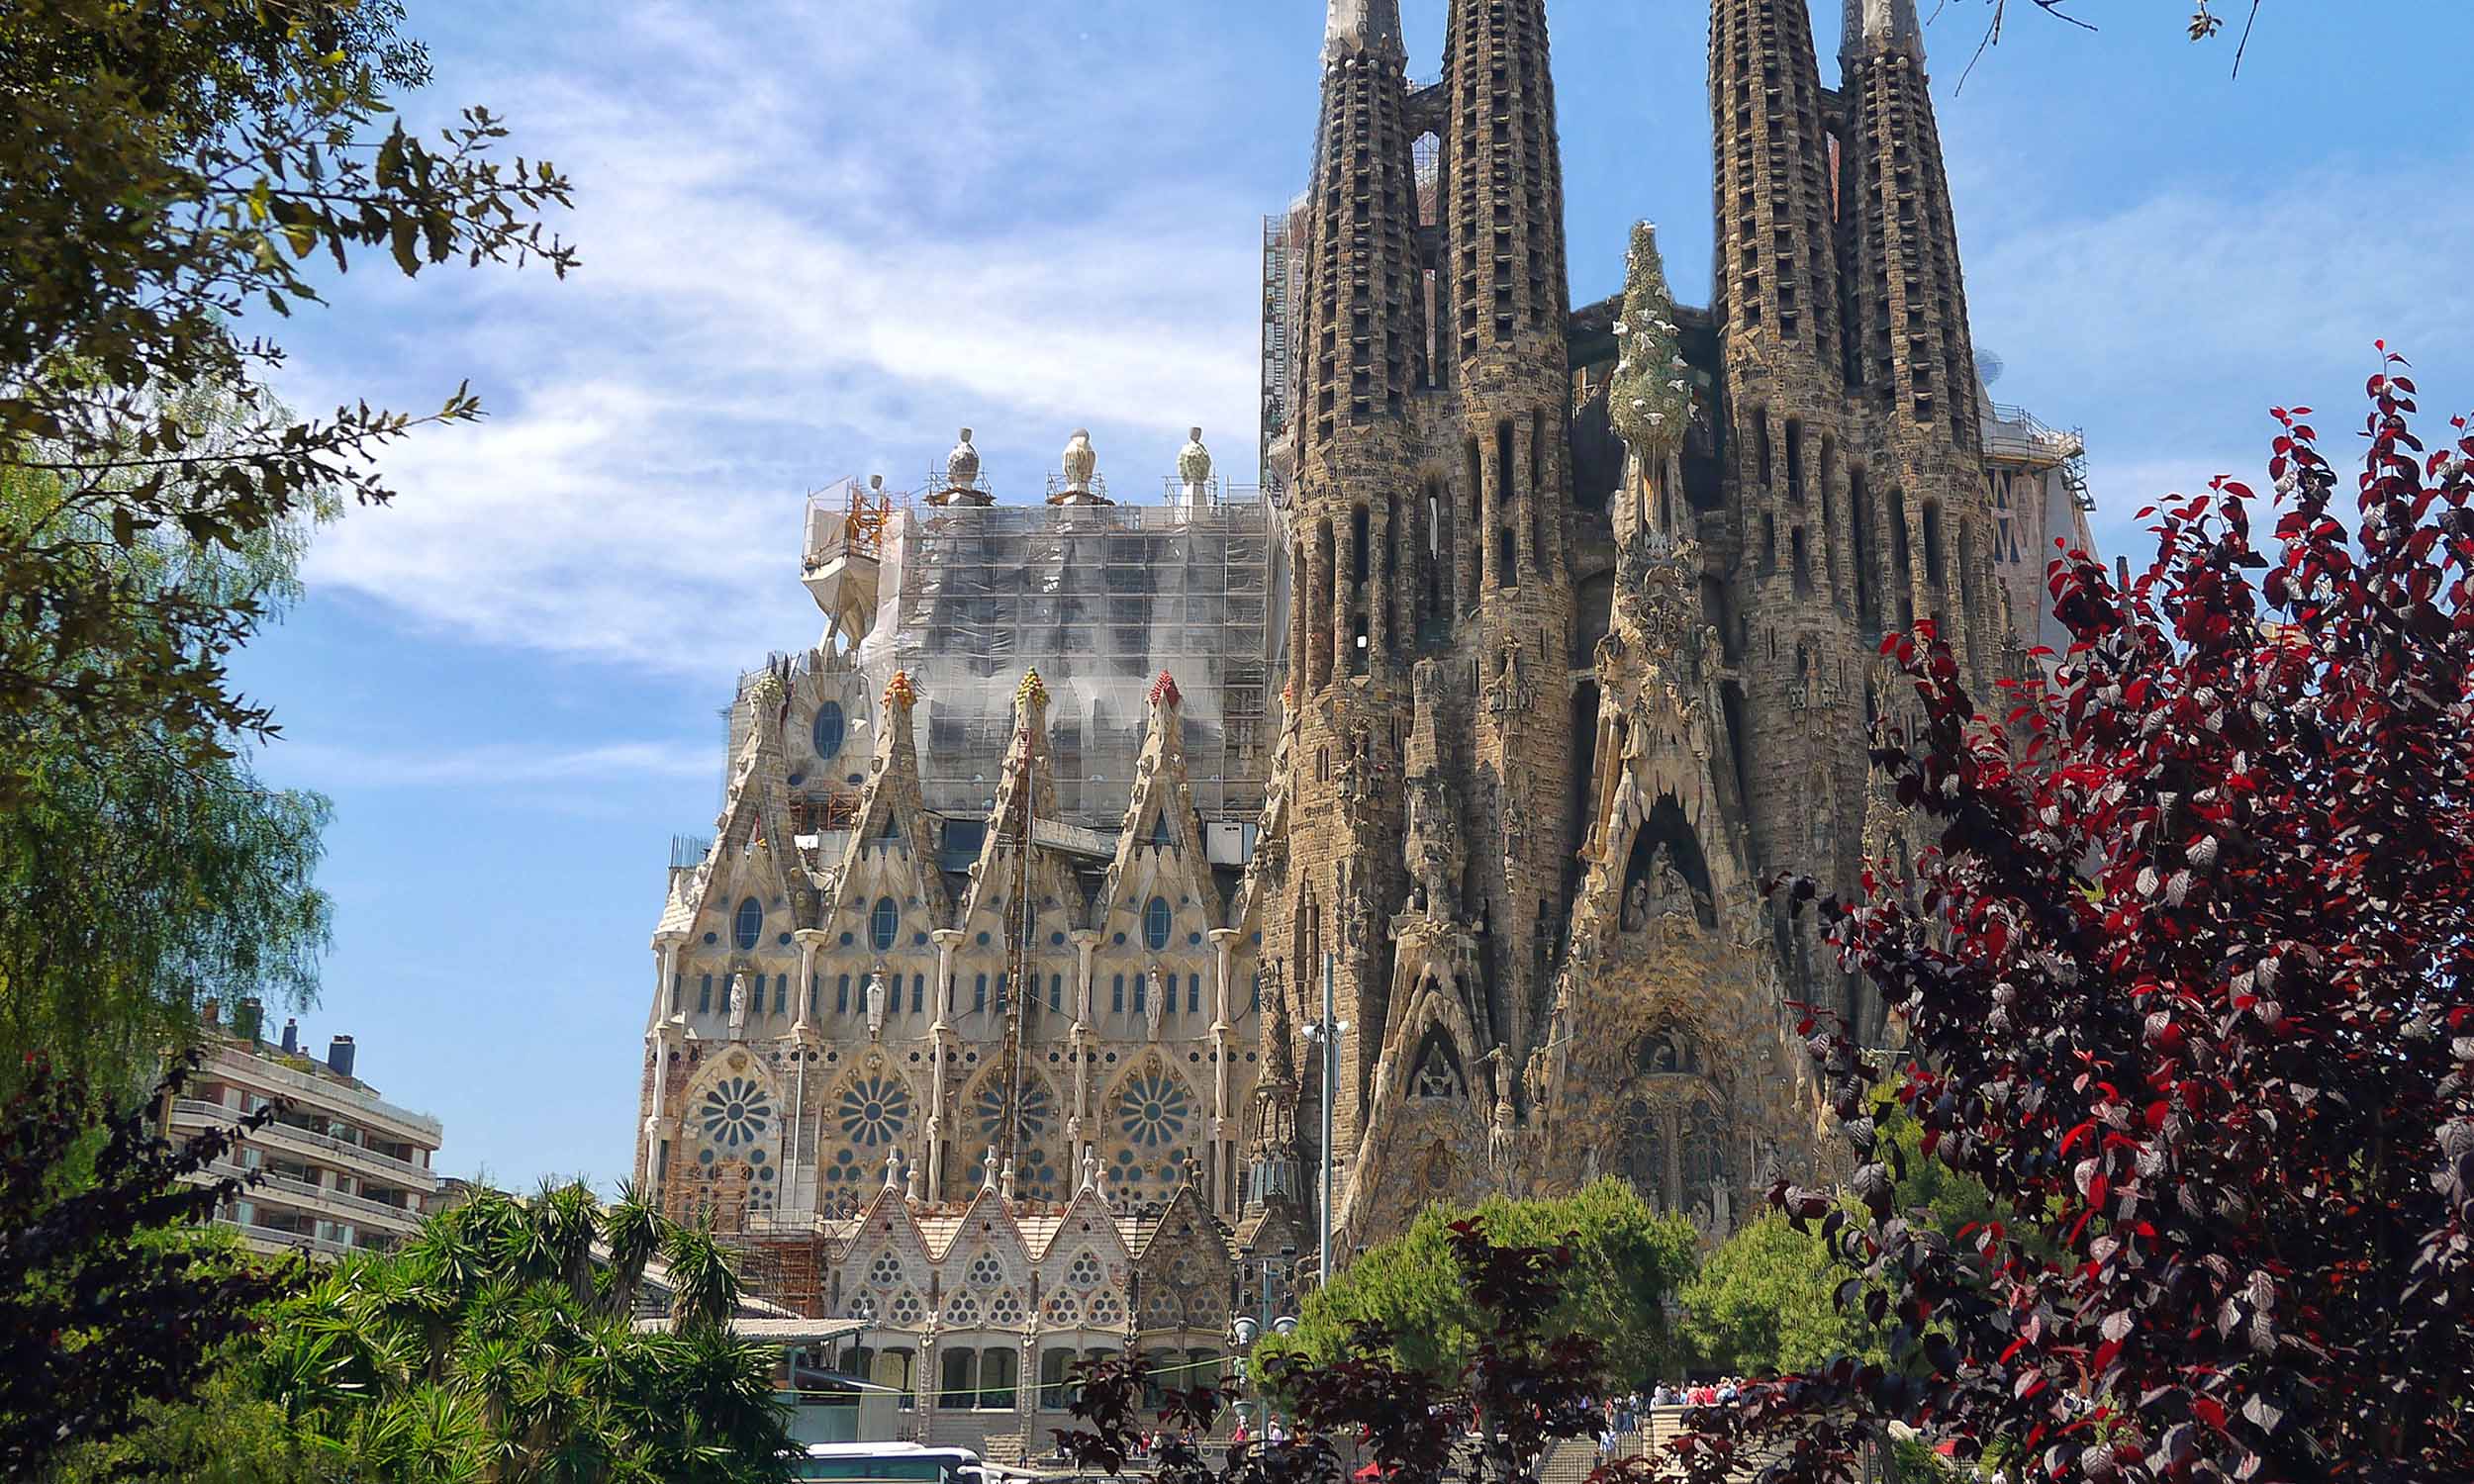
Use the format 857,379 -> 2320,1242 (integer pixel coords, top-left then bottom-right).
733,896 -> 763,951
1143,897 -> 1172,951
974,974 -> 988,1013
1111,974 -> 1125,1013
1132,974 -> 1148,1015
1188,974 -> 1202,1014
1250,972 -> 1262,1013
670,974 -> 683,1015
835,974 -> 851,1014
1049,974 -> 1064,1011
870,897 -> 900,952
979,1346 -> 1018,1411
996,974 -> 1009,1014
811,699 -> 846,759
911,974 -> 925,1013
773,974 -> 788,1014
808,974 -> 819,1018
940,1348 -> 977,1409
698,974 -> 714,1014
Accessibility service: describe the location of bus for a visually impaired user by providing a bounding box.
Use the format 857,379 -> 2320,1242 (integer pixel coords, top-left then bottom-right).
792,1441 -> 991,1484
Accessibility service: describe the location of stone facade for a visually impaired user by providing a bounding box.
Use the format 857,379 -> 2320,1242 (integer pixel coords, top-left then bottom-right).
631,0 -> 2096,1343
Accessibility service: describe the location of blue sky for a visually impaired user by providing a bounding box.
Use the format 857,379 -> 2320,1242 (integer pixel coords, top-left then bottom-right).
230,0 -> 2474,1190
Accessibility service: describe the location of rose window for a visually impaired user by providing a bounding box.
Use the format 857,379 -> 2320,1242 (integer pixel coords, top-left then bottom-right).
1089,1293 -> 1124,1326
989,1290 -> 1026,1326
945,1291 -> 981,1325
1115,1069 -> 1190,1149
1042,1293 -> 1081,1325
967,1254 -> 1004,1288
698,1076 -> 773,1151
1066,1251 -> 1103,1289
867,1252 -> 904,1289
1144,1290 -> 1180,1325
972,1076 -> 1054,1143
888,1289 -> 924,1325
837,1073 -> 912,1149
845,1293 -> 877,1320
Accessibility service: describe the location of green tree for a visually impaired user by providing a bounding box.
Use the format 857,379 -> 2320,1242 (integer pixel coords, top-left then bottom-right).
0,392 -> 335,1100
0,0 -> 574,792
251,1181 -> 792,1484
1677,1214 -> 1875,1377
1256,1178 -> 1699,1394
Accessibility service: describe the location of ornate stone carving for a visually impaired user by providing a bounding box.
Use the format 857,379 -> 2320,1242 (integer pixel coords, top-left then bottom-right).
946,427 -> 981,491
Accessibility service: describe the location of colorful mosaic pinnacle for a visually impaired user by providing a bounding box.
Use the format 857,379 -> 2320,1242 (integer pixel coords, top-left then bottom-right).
881,669 -> 916,711
1148,670 -> 1182,709
1014,667 -> 1048,711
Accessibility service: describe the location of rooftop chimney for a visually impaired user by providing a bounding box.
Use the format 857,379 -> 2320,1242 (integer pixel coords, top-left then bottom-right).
279,1018 -> 300,1055
327,1035 -> 356,1079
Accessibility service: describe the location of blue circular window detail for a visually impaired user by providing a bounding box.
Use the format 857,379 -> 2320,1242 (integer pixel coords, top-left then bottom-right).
703,931 -> 717,946
976,931 -> 991,947
732,897 -> 763,952
811,700 -> 846,760
912,932 -> 928,946
1050,932 -> 1066,947
1112,932 -> 1126,946
1188,931 -> 1202,946
838,932 -> 854,947
777,931 -> 793,946
1143,897 -> 1172,952
870,897 -> 900,953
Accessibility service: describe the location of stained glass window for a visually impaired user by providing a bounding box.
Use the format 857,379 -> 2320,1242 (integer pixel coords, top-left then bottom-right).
733,897 -> 763,951
838,1074 -> 912,1149
1143,897 -> 1172,951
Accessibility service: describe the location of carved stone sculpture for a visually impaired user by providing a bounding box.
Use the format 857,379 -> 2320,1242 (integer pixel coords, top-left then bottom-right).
1178,426 -> 1213,505
1062,429 -> 1097,494
947,427 -> 981,491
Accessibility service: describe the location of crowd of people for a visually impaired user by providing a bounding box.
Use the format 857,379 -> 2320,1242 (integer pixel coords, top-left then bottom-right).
1590,1380 -> 1759,1459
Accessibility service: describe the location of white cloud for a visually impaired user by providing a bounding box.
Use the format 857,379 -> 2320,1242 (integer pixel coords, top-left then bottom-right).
292,1 -> 1270,676
271,736 -> 715,788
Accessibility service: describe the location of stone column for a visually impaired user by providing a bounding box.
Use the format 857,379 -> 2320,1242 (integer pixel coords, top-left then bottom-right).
932,929 -> 964,1024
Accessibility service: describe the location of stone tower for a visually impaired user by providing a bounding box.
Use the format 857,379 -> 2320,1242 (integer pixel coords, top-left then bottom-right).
634,0 -> 2098,1327
1231,0 -> 2074,1261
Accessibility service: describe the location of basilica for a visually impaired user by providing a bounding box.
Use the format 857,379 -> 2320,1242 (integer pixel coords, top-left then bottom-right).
629,0 -> 2095,1448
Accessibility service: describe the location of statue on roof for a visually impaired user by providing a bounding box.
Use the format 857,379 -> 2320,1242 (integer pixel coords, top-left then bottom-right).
1177,426 -> 1213,508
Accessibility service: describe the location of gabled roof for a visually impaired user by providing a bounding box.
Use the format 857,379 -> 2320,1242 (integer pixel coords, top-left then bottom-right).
821,670 -> 954,926
661,666 -> 812,947
1095,672 -> 1224,929
961,669 -> 1086,931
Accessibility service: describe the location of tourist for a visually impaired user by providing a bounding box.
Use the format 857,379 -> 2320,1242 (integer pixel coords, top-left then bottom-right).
1231,1418 -> 1252,1448
1267,1414 -> 1289,1446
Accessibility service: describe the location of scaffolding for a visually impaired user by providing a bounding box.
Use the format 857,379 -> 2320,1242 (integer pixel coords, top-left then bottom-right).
851,496 -> 1282,830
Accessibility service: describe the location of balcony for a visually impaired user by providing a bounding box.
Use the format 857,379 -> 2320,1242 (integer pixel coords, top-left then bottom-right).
170,1099 -> 438,1190
201,1043 -> 442,1146
195,1159 -> 428,1234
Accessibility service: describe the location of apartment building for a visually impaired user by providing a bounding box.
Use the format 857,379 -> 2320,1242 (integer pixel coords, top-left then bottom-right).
167,1000 -> 444,1259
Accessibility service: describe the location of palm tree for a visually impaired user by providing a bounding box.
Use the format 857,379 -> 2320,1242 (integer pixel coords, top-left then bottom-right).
251,1179 -> 791,1483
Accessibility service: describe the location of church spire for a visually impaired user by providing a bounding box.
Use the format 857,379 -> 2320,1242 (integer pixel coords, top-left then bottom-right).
1843,0 -> 1925,63
1325,0 -> 1404,61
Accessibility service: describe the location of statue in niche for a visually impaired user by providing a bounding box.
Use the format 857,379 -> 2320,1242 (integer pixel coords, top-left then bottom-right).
1488,1091 -> 1517,1177
865,971 -> 887,1040
726,972 -> 749,1032
1623,875 -> 1654,935
1485,634 -> 1531,715
1144,968 -> 1166,1041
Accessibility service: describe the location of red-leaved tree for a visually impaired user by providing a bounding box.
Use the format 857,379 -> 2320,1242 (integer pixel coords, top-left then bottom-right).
1673,357 -> 2474,1484
1663,361 -> 2474,1484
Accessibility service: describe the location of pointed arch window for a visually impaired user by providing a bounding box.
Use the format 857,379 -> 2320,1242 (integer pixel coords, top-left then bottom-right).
870,897 -> 900,952
835,974 -> 851,1014
1149,810 -> 1177,848
1112,974 -> 1125,1013
733,897 -> 763,951
1143,897 -> 1172,952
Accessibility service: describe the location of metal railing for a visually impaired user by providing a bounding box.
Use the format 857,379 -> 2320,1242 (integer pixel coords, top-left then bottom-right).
199,1159 -> 428,1231
200,1043 -> 443,1142
170,1099 -> 439,1187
